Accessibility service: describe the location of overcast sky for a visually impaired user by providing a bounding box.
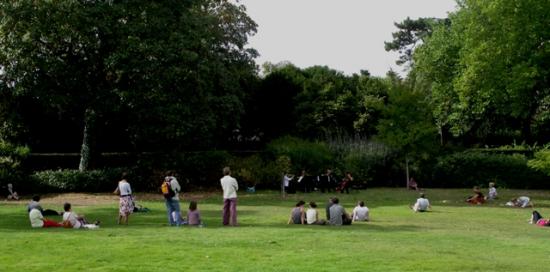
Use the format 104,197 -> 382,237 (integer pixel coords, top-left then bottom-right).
238,0 -> 457,76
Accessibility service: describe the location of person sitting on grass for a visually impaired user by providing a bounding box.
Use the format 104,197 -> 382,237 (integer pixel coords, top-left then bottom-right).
486,182 -> 498,201
408,177 -> 418,191
411,193 -> 431,212
187,201 -> 203,226
506,196 -> 533,208
29,208 -> 62,228
27,195 -> 61,216
466,186 -> 485,205
6,183 -> 19,200
288,200 -> 306,224
352,201 -> 369,222
62,203 -> 100,229
306,202 -> 326,225
329,198 -> 352,226
530,211 -> 550,227
325,197 -> 334,221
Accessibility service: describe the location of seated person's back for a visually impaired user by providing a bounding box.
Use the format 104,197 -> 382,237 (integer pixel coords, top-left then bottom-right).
352,201 -> 369,221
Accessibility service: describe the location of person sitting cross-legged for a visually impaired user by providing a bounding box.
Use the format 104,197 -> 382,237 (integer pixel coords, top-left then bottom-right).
29,208 -> 62,228
411,193 -> 431,212
352,201 -> 370,222
329,198 -> 352,226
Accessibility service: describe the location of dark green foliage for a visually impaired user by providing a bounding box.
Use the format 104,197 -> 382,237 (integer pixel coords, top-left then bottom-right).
31,168 -> 127,193
433,152 -> 550,189
0,140 -> 30,189
267,136 -> 333,175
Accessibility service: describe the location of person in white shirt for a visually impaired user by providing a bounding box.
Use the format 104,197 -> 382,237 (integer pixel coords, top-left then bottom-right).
306,202 -> 326,225
412,193 -> 431,212
221,167 -> 238,226
29,208 -> 61,228
352,201 -> 369,222
507,196 -> 532,208
62,203 -> 100,229
164,171 -> 182,226
114,172 -> 133,225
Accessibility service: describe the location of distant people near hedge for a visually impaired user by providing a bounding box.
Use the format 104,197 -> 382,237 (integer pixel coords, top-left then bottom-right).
506,196 -> 533,208
352,201 -> 369,222
486,182 -> 498,201
318,169 -> 336,193
288,200 -> 305,224
329,197 -> 352,226
114,172 -> 133,225
163,171 -> 182,226
186,201 -> 202,227
221,166 -> 238,226
27,195 -> 61,216
466,186 -> 485,205
408,177 -> 418,191
411,193 -> 431,212
283,173 -> 294,194
530,211 -> 550,227
62,202 -> 100,229
337,172 -> 353,194
297,170 -> 311,193
6,183 -> 19,200
29,208 -> 62,228
306,202 -> 326,225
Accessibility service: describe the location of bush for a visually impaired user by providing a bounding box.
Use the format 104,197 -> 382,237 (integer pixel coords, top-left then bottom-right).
433,152 -> 550,189
0,140 -> 30,191
229,154 -> 283,189
267,136 -> 333,174
341,151 -> 388,187
174,151 -> 231,189
31,168 -> 127,193
528,150 -> 550,176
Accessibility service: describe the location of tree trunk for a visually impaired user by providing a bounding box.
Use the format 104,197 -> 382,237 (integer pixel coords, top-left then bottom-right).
405,156 -> 410,188
79,108 -> 96,171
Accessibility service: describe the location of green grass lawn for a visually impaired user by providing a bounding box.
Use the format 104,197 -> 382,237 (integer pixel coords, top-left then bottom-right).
2,188 -> 550,271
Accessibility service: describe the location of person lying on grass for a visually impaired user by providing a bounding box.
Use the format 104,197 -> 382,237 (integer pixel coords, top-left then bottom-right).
62,202 -> 100,229
27,195 -> 61,216
506,196 -> 533,208
411,193 -> 431,212
306,202 -> 326,225
530,211 -> 550,227
29,208 -> 62,228
288,200 -> 306,224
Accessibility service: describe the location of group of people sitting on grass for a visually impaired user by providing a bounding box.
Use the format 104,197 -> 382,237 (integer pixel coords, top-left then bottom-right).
465,183 -> 533,208
288,197 -> 369,226
27,195 -> 100,229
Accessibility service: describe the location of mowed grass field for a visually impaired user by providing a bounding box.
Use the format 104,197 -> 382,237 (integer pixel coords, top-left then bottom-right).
1,188 -> 550,271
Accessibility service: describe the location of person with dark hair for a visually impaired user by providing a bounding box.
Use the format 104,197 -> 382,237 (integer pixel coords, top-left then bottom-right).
329,198 -> 352,225
530,211 -> 550,226
114,172 -> 133,225
62,202 -> 100,229
325,197 -> 334,221
337,172 -> 353,194
288,200 -> 306,224
352,201 -> 369,222
27,195 -> 60,216
466,186 -> 485,205
296,170 -> 310,193
221,166 -> 239,226
318,169 -> 336,193
164,170 -> 182,226
506,196 -> 533,208
412,193 -> 431,212
186,201 -> 202,226
306,202 -> 326,225
29,208 -> 62,228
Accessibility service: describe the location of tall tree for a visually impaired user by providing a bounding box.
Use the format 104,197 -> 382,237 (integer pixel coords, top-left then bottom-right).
0,0 -> 258,170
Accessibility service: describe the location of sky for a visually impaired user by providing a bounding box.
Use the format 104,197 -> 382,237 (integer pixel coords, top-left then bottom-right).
238,0 -> 457,76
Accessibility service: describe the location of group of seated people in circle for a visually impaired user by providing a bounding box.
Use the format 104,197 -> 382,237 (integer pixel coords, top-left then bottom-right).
27,195 -> 100,229
288,197 -> 369,226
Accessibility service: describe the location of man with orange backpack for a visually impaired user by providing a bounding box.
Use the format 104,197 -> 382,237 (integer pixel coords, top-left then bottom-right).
162,171 -> 182,226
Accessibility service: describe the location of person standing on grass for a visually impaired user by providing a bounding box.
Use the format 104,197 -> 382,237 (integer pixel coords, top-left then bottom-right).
411,193 -> 431,212
29,208 -> 62,228
221,166 -> 238,226
329,198 -> 352,226
352,201 -> 369,222
164,171 -> 182,226
288,200 -> 306,224
114,172 -> 133,225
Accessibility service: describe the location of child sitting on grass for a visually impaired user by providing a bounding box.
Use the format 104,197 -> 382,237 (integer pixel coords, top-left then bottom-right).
186,201 -> 203,226
487,182 -> 497,200
62,202 -> 100,229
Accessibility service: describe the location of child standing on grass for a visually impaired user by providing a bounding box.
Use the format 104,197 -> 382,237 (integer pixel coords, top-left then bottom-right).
487,182 -> 497,200
187,201 -> 202,226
